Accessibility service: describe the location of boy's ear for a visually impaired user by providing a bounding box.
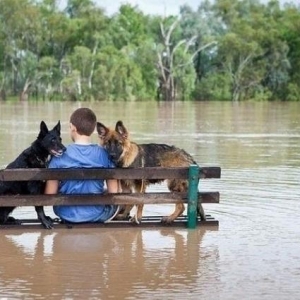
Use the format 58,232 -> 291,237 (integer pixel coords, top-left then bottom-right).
70,123 -> 76,132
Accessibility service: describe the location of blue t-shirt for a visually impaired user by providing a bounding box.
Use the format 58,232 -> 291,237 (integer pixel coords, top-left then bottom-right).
48,143 -> 115,223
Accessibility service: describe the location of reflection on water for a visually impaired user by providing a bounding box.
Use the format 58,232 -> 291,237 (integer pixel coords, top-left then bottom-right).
1,228 -> 219,299
0,101 -> 300,299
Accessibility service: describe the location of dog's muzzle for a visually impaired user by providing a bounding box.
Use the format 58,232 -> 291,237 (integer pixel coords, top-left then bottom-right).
50,149 -> 66,157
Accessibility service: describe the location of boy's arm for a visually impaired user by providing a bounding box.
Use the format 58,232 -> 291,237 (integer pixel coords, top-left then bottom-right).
44,180 -> 59,194
106,179 -> 120,193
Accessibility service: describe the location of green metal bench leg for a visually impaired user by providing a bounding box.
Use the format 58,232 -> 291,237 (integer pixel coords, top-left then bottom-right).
187,164 -> 200,229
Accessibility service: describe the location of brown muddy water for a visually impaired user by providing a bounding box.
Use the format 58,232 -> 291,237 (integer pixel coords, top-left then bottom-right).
0,101 -> 300,300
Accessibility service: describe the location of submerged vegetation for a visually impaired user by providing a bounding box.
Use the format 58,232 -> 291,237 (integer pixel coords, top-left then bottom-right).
0,0 -> 299,101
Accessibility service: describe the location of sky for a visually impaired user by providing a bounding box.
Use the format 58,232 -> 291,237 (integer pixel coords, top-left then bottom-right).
94,0 -> 202,16
93,0 -> 292,16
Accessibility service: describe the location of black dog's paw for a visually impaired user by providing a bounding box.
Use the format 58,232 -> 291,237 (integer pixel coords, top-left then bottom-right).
4,216 -> 22,225
0,216 -> 22,226
40,216 -> 54,229
46,216 -> 55,222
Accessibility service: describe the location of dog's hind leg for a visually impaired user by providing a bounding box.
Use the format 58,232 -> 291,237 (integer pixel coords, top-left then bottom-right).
0,207 -> 21,225
161,179 -> 186,224
161,203 -> 185,224
197,203 -> 206,221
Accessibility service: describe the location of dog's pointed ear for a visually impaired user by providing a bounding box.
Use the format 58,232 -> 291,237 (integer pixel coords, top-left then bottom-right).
53,120 -> 61,134
96,122 -> 109,138
40,121 -> 49,136
115,121 -> 128,139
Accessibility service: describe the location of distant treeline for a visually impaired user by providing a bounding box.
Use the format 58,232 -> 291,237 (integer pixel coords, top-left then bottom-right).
0,0 -> 299,101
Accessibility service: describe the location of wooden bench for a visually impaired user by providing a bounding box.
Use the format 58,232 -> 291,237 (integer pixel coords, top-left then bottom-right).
0,165 -> 221,229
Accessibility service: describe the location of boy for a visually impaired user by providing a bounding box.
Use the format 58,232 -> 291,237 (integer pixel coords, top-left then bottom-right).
44,107 -> 120,223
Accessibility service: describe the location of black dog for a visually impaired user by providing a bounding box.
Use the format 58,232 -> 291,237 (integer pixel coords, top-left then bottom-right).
0,121 -> 66,228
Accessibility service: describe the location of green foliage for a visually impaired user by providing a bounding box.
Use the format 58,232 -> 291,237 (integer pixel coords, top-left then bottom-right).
0,0 -> 299,101
286,83 -> 300,101
192,73 -> 231,101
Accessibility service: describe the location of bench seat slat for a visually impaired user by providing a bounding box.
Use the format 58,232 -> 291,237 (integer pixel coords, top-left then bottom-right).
0,217 -> 219,229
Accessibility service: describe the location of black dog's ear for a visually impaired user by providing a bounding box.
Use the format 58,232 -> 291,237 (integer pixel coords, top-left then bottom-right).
115,121 -> 128,139
53,120 -> 61,134
39,121 -> 49,136
96,122 -> 109,138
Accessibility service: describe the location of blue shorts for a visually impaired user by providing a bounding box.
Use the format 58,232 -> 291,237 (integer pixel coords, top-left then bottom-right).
54,204 -> 119,223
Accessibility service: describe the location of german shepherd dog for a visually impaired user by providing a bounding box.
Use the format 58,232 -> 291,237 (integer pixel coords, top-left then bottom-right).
0,121 -> 66,229
96,120 -> 205,224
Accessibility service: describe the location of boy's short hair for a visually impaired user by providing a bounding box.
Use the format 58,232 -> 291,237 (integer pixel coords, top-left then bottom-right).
70,108 -> 97,136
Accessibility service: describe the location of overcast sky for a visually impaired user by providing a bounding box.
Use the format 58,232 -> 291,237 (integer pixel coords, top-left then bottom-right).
93,0 -> 292,16
94,0 -> 202,16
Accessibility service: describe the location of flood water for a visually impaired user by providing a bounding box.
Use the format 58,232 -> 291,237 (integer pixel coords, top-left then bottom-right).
0,100 -> 300,299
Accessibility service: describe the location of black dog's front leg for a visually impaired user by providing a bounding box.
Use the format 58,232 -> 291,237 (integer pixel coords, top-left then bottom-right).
35,206 -> 53,229
28,181 -> 53,229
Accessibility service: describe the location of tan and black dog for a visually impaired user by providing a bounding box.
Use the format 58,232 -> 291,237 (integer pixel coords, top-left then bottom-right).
96,120 -> 205,224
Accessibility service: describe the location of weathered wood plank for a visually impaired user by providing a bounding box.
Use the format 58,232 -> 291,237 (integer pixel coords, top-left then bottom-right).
0,166 -> 221,181
200,166 -> 221,179
0,216 -> 219,229
0,191 -> 219,206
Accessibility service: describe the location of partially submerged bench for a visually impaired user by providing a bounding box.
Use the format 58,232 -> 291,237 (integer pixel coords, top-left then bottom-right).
0,165 -> 221,229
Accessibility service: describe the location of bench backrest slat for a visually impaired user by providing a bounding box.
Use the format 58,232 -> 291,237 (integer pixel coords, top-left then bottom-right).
0,166 -> 221,181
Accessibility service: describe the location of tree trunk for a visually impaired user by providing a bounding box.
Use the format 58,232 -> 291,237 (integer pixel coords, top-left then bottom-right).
0,89 -> 6,101
88,41 -> 99,90
20,79 -> 31,101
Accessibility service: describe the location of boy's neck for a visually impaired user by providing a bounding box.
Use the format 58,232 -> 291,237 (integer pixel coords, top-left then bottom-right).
74,135 -> 92,145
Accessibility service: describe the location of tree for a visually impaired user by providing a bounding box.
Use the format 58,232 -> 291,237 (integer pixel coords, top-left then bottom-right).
210,0 -> 291,101
156,17 -> 216,101
279,1 -> 300,100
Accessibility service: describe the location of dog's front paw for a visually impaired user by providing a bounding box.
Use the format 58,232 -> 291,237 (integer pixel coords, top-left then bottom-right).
40,216 -> 54,229
130,215 -> 141,225
114,212 -> 131,221
161,216 -> 174,225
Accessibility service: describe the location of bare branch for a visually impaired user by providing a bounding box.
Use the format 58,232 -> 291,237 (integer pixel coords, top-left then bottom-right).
160,22 -> 166,40
190,41 -> 217,61
238,54 -> 252,72
156,52 -> 167,82
173,41 -> 217,70
185,35 -> 198,52
165,19 -> 180,47
170,39 -> 186,69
